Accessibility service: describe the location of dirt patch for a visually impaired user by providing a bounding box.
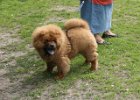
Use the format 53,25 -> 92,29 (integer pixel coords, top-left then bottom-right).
43,17 -> 67,25
50,5 -> 78,12
0,26 -> 27,65
43,5 -> 79,25
40,80 -> 103,100
115,70 -> 129,79
0,26 -> 21,47
0,26 -> 31,100
61,80 -> 102,100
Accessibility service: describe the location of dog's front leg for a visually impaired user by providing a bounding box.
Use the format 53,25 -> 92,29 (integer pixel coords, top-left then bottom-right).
43,62 -> 56,77
55,57 -> 70,79
46,62 -> 56,73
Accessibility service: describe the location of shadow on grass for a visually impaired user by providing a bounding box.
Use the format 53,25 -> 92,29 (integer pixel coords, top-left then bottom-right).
18,0 -> 27,2
3,51 -> 90,98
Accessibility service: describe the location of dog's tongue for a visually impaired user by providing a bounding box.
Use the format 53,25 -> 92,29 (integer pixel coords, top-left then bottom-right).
48,50 -> 55,55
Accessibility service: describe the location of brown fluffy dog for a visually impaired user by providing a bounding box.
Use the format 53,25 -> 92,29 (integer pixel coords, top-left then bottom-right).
32,18 -> 98,79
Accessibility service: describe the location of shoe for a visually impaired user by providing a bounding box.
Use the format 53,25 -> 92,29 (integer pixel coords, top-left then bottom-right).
97,41 -> 111,45
102,33 -> 118,38
102,30 -> 118,38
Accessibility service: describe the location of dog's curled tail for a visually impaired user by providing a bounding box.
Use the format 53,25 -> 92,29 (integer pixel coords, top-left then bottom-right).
64,18 -> 90,31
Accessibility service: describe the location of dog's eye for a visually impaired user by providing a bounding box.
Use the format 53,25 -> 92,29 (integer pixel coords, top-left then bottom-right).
54,40 -> 57,43
44,39 -> 49,43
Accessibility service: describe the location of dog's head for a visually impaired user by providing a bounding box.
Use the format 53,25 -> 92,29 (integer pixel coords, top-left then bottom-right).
32,24 -> 64,57
43,41 -> 56,56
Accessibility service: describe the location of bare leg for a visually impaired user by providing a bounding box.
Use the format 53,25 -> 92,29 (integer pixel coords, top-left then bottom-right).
94,34 -> 105,44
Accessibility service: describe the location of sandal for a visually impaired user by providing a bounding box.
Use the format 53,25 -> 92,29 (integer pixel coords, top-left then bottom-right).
102,33 -> 118,38
97,41 -> 111,45
102,30 -> 118,38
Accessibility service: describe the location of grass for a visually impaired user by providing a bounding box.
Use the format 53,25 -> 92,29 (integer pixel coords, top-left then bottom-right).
0,0 -> 140,99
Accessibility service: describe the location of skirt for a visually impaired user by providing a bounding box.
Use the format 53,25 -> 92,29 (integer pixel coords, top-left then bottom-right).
80,0 -> 113,34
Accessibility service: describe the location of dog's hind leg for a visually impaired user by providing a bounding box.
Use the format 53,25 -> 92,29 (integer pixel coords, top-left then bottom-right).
89,51 -> 98,71
90,56 -> 98,71
82,50 -> 98,71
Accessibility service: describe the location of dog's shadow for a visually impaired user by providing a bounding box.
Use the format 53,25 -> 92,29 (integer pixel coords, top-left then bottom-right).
18,0 -> 27,2
3,53 -> 90,98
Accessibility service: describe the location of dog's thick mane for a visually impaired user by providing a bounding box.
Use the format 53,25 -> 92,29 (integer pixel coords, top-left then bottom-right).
64,18 -> 90,31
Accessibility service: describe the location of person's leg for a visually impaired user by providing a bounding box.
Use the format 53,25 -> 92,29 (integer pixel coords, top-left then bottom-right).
94,34 -> 105,44
90,3 -> 107,44
80,0 -> 92,27
102,4 -> 117,38
81,1 -> 105,44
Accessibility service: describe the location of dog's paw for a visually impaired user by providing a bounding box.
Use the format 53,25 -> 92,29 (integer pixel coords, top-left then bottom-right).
90,67 -> 98,71
54,72 -> 64,80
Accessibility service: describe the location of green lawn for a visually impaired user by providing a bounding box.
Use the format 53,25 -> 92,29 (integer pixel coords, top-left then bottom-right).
0,0 -> 140,99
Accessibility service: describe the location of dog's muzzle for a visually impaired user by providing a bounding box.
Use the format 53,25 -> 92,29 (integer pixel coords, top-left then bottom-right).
43,41 -> 56,56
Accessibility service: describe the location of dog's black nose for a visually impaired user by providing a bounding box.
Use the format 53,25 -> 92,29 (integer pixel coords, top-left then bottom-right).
50,44 -> 55,49
43,43 -> 56,56
43,46 -> 49,54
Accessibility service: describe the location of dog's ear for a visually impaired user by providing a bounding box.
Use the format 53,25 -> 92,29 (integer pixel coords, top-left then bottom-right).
33,32 -> 44,43
38,31 -> 45,39
32,31 -> 45,48
56,42 -> 61,49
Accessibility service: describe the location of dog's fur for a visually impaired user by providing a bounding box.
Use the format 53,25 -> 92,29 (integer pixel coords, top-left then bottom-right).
32,18 -> 98,79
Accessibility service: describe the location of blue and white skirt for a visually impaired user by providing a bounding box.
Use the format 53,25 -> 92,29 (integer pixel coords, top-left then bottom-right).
80,0 -> 113,34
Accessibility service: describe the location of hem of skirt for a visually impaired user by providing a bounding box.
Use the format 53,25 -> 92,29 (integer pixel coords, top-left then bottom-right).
91,28 -> 111,34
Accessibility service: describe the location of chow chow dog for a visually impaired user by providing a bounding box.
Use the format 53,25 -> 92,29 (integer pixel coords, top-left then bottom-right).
32,18 -> 98,79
